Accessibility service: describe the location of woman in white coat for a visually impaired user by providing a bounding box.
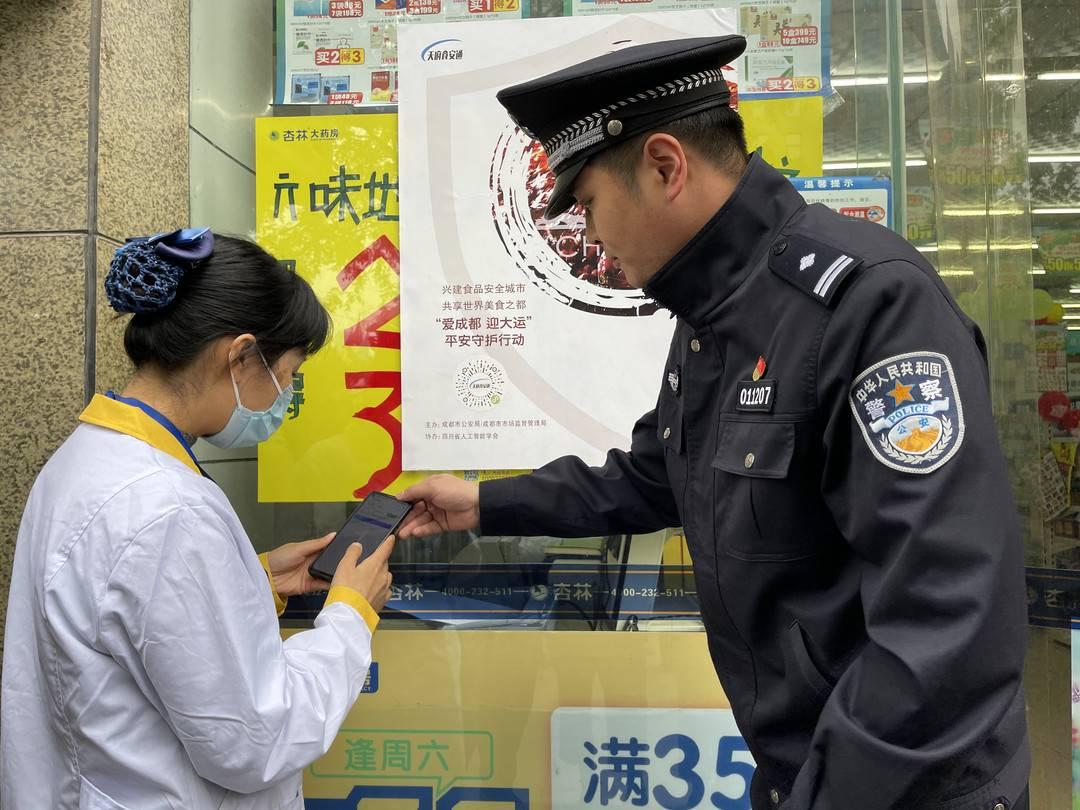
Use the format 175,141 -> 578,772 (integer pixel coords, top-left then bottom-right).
1,229 -> 392,809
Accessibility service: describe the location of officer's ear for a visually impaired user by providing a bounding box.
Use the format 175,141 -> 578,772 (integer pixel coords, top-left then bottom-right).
642,133 -> 688,203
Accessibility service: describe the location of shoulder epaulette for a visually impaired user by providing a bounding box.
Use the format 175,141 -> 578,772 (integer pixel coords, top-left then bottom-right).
768,233 -> 864,306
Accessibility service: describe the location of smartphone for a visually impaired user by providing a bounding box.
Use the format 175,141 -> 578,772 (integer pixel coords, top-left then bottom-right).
308,492 -> 410,582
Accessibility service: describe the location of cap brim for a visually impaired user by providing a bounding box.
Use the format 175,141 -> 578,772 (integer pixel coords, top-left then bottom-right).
544,158 -> 587,220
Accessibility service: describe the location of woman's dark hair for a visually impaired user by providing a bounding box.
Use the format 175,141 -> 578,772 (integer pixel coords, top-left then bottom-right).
114,234 -> 331,371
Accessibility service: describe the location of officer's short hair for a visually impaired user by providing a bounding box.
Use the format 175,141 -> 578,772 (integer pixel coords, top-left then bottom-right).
591,106 -> 748,189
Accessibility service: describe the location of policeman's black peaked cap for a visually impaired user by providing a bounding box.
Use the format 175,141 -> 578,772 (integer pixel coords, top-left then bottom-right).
496,35 -> 747,218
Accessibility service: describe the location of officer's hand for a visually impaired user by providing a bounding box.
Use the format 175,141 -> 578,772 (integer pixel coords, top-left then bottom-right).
331,536 -> 395,612
397,475 -> 480,538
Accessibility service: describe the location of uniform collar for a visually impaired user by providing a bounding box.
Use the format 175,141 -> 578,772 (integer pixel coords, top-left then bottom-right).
79,394 -> 203,477
643,153 -> 806,329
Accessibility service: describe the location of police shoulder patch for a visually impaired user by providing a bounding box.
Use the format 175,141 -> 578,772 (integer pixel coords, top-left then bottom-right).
769,233 -> 863,306
848,351 -> 965,474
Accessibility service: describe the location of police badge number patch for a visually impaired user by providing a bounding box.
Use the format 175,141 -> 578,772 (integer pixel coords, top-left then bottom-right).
849,351 -> 965,474
667,367 -> 680,395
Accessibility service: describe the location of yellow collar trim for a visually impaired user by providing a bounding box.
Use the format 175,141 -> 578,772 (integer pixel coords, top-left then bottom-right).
79,394 -> 201,476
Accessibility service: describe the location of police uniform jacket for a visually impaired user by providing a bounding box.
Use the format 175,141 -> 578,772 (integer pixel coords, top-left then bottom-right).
480,154 -> 1030,810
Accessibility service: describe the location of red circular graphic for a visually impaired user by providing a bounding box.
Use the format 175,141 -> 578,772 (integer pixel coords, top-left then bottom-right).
489,127 -> 660,317
1039,390 -> 1070,423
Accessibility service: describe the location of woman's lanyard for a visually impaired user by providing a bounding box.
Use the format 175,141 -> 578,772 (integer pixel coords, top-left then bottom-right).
105,391 -> 209,478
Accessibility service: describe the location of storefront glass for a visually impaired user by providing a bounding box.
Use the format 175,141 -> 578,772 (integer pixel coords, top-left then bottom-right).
189,0 -> 1079,804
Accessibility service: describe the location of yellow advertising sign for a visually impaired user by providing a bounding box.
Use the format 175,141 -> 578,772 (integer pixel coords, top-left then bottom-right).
740,95 -> 824,179
299,629 -> 744,808
255,114 -> 518,502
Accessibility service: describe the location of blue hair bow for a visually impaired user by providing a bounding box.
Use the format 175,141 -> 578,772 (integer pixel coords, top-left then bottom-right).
105,228 -> 215,314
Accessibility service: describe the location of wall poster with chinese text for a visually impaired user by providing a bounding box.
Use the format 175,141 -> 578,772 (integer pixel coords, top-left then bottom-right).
568,0 -> 830,99
276,0 -> 523,106
255,113 -> 523,501
736,0 -> 829,96
397,11 -> 738,470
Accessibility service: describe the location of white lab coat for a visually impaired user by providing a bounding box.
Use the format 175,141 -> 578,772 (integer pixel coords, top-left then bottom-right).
1,397 -> 377,809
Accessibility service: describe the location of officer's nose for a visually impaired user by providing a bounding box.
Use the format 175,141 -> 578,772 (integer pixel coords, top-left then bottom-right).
585,210 -> 601,247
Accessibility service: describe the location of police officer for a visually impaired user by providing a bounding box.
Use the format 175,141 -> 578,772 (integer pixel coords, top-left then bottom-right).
400,36 -> 1029,809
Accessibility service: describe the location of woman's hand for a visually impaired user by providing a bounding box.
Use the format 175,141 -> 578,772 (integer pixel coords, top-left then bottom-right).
265,534 -> 335,596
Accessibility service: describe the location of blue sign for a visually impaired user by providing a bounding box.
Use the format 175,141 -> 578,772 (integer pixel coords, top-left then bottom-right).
792,175 -> 893,231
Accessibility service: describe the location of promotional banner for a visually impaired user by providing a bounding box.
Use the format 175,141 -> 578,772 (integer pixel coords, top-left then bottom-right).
300,630 -> 754,808
277,0 -> 829,106
398,11 -> 739,470
255,113 -> 413,500
737,0 -> 829,96
1038,228 -> 1080,273
568,0 -> 831,100
277,0 -> 523,105
255,113 -> 523,499
906,185 -> 936,245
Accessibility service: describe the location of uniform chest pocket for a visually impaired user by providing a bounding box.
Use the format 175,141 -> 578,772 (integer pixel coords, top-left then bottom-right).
712,419 -> 824,560
713,419 -> 793,478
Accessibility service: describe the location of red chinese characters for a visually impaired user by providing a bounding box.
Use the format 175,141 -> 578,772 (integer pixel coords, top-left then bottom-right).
338,236 -> 403,497
406,0 -> 441,15
328,92 -> 366,105
329,0 -> 364,16
780,25 -> 819,46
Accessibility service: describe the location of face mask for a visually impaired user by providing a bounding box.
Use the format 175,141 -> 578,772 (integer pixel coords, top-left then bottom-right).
205,349 -> 293,449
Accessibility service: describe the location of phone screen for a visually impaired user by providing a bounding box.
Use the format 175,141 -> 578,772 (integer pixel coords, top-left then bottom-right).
309,492 -> 410,581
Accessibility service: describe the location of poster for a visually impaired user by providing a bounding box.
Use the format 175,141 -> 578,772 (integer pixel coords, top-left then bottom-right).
1036,325 -> 1069,393
1037,228 -> 1080,273
737,0 -> 829,96
906,185 -> 936,245
255,114 -> 522,500
551,708 -> 753,808
299,630 -> 753,808
276,0 -> 523,105
278,0 -> 829,106
397,11 -> 738,470
1037,450 -> 1070,521
568,0 -> 830,99
793,175 -> 892,229
740,95 -> 824,178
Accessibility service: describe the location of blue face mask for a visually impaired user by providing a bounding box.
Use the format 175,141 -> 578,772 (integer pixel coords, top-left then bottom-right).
205,349 -> 293,449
